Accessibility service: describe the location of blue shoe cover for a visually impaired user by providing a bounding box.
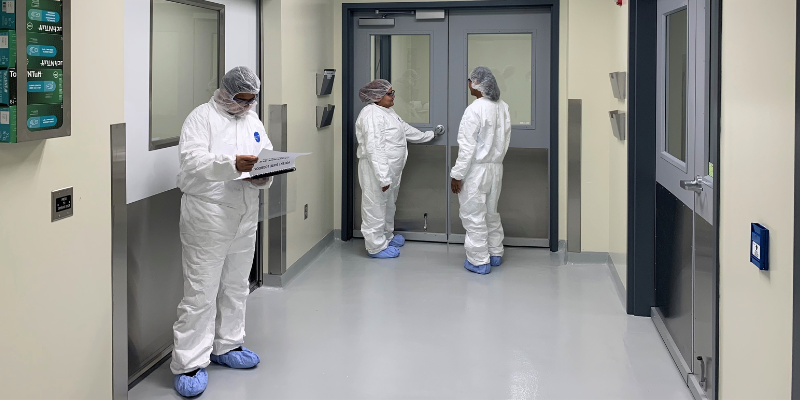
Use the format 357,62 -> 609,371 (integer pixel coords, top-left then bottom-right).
490,256 -> 502,267
210,347 -> 260,369
369,246 -> 400,258
174,368 -> 208,398
464,259 -> 491,275
389,234 -> 406,247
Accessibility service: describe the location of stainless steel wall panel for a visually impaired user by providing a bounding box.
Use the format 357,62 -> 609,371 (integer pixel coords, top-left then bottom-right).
567,99 -> 582,252
111,124 -> 128,400
127,188 -> 183,383
267,104 -> 288,276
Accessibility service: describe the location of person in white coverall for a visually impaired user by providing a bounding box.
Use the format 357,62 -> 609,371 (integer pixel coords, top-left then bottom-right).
356,79 -> 440,258
171,66 -> 271,398
450,67 -> 511,275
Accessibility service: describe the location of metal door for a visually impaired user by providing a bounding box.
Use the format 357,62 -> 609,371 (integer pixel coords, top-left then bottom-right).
352,12 -> 450,241
447,9 -> 551,247
653,0 -> 715,398
350,9 -> 552,247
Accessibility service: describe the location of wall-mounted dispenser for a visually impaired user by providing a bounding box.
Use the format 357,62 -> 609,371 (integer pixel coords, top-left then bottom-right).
0,0 -> 70,143
316,69 -> 336,96
317,104 -> 335,129
609,71 -> 627,100
609,110 -> 626,141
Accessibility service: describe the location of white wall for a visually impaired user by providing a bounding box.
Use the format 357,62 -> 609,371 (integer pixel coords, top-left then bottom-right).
125,0 -> 259,204
0,0 -> 125,397
717,0 -> 796,397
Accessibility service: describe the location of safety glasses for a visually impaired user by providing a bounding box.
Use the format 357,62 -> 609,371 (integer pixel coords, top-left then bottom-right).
386,90 -> 396,98
233,94 -> 259,106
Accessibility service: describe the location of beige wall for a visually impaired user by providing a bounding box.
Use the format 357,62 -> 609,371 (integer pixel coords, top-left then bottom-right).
261,0 -> 336,269
566,0 -> 628,268
0,0 -> 124,398
607,3 -> 628,284
567,0 -> 609,252
271,0 -> 336,268
718,0 -> 796,398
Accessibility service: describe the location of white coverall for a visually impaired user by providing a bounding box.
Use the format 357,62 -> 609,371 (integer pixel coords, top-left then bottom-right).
171,99 -> 272,375
356,103 -> 434,254
450,97 -> 511,266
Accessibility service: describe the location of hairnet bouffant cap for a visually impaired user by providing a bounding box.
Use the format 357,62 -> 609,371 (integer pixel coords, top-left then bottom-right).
221,66 -> 261,96
359,79 -> 392,103
469,66 -> 501,102
214,66 -> 261,116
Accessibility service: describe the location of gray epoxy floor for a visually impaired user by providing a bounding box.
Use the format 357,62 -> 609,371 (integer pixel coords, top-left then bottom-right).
130,240 -> 693,400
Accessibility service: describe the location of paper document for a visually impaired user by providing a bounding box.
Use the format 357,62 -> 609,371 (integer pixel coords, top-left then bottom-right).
236,149 -> 311,180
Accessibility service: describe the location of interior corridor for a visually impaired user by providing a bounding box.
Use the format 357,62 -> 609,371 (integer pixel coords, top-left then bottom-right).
130,241 -> 692,400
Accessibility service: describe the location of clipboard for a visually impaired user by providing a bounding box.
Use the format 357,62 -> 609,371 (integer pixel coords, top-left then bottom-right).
236,149 -> 310,181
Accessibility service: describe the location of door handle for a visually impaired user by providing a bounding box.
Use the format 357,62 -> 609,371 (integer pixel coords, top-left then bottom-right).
696,356 -> 707,390
680,176 -> 704,193
434,125 -> 445,137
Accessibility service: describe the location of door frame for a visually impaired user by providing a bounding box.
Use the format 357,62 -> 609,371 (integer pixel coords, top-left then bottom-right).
251,0 -> 265,291
341,0 -> 561,251
792,0 -> 800,396
627,0 -> 722,398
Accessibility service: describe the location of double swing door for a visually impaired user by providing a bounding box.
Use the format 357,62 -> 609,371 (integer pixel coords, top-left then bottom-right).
351,8 -> 552,247
653,0 -> 717,399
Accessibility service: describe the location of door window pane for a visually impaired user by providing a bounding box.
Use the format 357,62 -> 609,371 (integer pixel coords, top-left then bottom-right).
665,9 -> 688,162
468,34 -> 533,125
151,0 -> 222,150
371,35 -> 431,124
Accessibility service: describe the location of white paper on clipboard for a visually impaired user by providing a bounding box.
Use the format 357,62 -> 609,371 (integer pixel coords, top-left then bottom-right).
236,149 -> 311,180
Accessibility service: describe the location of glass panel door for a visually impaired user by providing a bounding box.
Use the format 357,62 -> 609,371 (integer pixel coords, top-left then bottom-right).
447,10 -> 552,247
350,9 -> 552,247
654,0 -> 716,397
351,13 -> 449,242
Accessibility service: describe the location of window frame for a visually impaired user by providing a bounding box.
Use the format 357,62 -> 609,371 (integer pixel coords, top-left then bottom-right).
659,5 -> 690,172
149,0 -> 226,151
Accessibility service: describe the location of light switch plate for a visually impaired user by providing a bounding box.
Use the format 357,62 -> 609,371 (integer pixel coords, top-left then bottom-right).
52,187 -> 73,222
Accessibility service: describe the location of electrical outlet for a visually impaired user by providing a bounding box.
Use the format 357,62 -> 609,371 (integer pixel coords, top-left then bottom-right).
304,204 -> 308,220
